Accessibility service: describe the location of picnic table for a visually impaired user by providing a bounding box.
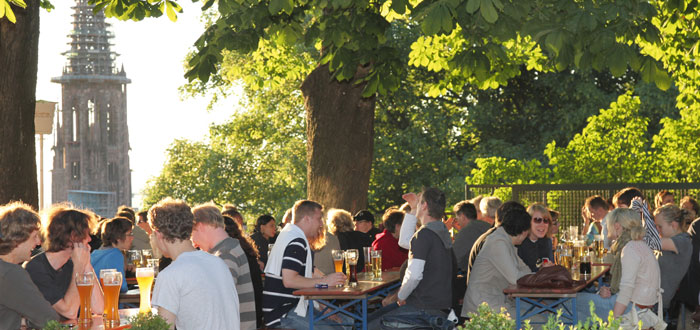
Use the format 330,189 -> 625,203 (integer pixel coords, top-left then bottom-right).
58,308 -> 144,330
293,271 -> 402,330
503,265 -> 611,329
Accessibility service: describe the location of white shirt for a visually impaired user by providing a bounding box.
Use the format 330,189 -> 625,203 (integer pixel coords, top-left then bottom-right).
152,250 -> 240,330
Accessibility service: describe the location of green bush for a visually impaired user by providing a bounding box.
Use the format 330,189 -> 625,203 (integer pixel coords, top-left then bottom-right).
127,312 -> 170,330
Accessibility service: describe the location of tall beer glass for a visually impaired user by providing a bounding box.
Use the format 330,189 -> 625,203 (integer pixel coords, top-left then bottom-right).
136,267 -> 154,314
371,249 -> 382,278
99,268 -> 117,288
102,270 -> 122,327
75,272 -> 94,325
345,249 -> 358,285
363,247 -> 373,278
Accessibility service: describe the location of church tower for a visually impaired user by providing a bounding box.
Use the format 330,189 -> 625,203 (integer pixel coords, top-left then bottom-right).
51,0 -> 132,216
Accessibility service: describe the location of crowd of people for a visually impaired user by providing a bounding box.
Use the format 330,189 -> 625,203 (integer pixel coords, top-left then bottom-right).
0,187 -> 699,329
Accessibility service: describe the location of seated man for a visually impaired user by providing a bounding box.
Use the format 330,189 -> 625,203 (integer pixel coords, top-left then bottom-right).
452,201 -> 490,273
376,188 -> 456,328
262,200 -> 346,329
0,202 -> 59,329
371,208 -> 407,270
354,210 -> 381,242
149,198 -> 240,330
191,202 -> 256,330
24,205 -> 104,319
462,204 -> 532,317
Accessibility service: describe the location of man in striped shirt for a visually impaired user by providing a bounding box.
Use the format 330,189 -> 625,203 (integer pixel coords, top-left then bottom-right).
261,200 -> 346,329
191,202 -> 257,330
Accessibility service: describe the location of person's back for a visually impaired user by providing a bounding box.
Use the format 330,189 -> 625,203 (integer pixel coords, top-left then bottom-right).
152,250 -> 239,330
405,225 -> 453,310
619,240 -> 660,307
677,218 -> 700,306
453,219 -> 490,271
209,237 -> 256,330
658,232 -> 692,306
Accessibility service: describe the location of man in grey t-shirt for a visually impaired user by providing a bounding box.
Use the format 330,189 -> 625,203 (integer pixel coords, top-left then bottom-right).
452,201 -> 491,272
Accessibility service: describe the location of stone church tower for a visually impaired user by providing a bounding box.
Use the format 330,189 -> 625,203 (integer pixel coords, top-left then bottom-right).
51,0 -> 131,216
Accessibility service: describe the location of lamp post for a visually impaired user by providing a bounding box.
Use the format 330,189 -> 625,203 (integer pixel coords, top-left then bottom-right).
35,101 -> 56,210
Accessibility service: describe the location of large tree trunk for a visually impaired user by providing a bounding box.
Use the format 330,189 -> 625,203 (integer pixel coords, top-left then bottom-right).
0,1 -> 40,209
301,64 -> 375,213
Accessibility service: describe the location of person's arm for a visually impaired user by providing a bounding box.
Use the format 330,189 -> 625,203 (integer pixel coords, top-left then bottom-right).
156,306 -> 176,330
85,263 -> 104,313
51,273 -> 80,319
0,267 -> 59,328
630,198 -> 662,251
660,237 -> 679,253
397,258 -> 425,303
491,240 -> 531,284
281,269 -> 344,288
398,213 -> 417,250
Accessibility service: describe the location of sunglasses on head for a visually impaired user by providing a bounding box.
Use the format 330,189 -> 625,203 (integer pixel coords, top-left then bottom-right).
532,217 -> 551,224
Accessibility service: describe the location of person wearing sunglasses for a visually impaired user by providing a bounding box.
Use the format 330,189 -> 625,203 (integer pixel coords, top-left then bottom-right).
517,203 -> 555,272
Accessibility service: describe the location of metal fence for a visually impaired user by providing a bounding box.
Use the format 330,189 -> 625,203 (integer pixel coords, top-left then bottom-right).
67,190 -> 117,218
465,183 -> 700,229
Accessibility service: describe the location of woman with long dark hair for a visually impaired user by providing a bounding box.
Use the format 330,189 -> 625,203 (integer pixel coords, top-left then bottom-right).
250,215 -> 277,264
224,215 -> 263,328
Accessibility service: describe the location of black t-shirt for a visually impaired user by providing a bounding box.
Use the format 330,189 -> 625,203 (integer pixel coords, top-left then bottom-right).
406,227 -> 453,310
337,231 -> 373,272
517,237 -> 554,272
24,252 -> 73,305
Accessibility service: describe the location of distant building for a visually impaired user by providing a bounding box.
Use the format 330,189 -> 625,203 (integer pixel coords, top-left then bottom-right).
51,0 -> 131,217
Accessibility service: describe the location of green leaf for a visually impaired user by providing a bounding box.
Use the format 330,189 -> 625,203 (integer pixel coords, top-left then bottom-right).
391,0 -> 407,14
269,0 -> 284,14
608,47 -> 628,77
480,0 -> 498,24
653,64 -> 672,91
466,0 -> 480,14
165,1 -> 177,22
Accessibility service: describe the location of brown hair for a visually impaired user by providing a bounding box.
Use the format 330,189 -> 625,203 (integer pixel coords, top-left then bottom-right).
192,202 -> 225,229
292,200 -> 323,224
148,198 -> 194,243
326,208 -> 353,235
0,202 -> 42,255
655,190 -> 674,209
654,204 -> 692,232
382,208 -> 405,234
43,205 -> 97,253
420,187 -> 446,220
585,195 -> 609,210
223,215 -> 259,259
101,217 -> 133,247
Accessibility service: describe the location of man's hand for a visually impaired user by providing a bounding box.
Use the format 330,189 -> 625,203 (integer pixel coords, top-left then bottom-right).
323,273 -> 346,287
397,299 -> 406,306
402,193 -> 418,215
598,286 -> 611,298
70,242 -> 91,272
443,217 -> 455,230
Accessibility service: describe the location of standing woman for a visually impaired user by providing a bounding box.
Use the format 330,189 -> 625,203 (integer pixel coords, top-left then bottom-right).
654,204 -> 693,314
577,208 -> 661,325
91,217 -> 134,292
223,215 -> 264,328
0,202 -> 59,329
250,215 -> 277,265
517,203 -> 554,272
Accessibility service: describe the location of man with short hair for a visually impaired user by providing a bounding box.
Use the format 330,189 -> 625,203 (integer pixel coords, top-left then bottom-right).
117,206 -> 150,250
354,210 -> 381,241
479,196 -> 502,226
262,200 -> 346,329
371,208 -> 408,270
149,198 -> 239,330
452,201 -> 490,272
378,188 -> 455,328
611,187 -> 662,251
191,202 -> 256,330
585,195 -> 610,248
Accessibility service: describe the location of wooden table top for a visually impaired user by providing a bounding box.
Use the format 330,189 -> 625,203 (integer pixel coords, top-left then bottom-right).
503,265 -> 610,296
293,271 -> 401,299
59,308 -> 143,330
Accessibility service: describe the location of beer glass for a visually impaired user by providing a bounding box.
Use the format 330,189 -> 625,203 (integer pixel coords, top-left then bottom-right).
75,272 -> 93,325
147,258 -> 160,277
594,235 -> 605,260
128,250 -> 142,268
141,249 -> 153,266
363,247 -> 373,279
371,249 -> 382,279
102,270 -> 122,327
331,250 -> 344,287
345,249 -> 359,285
99,268 -> 117,288
136,267 -> 154,314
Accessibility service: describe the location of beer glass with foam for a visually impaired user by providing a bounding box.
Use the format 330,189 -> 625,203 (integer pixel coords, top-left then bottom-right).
75,272 -> 94,325
102,270 -> 122,327
136,267 -> 155,314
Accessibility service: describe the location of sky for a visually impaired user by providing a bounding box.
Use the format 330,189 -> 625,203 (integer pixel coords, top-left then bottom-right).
35,1 -> 240,209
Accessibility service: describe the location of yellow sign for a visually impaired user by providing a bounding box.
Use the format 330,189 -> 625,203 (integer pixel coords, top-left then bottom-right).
35,101 -> 56,135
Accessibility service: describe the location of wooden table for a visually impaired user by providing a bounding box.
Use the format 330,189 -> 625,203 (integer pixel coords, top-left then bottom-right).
59,308 -> 144,330
503,265 -> 610,329
293,271 -> 402,330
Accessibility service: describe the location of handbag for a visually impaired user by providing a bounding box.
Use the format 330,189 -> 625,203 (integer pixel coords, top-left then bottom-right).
516,265 -> 583,288
619,288 -> 667,330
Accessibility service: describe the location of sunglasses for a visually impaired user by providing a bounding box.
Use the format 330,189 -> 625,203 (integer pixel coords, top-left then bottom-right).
532,217 -> 551,224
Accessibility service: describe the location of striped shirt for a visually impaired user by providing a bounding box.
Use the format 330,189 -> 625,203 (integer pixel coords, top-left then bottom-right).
261,238 -> 309,327
630,199 -> 662,251
209,237 -> 257,330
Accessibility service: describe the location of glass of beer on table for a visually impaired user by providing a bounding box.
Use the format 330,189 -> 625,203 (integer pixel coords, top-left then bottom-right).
128,250 -> 143,268
371,249 -> 382,279
102,270 -> 122,327
99,268 -> 117,287
75,271 -> 94,325
345,249 -> 359,285
331,250 -> 344,287
136,267 -> 155,314
363,247 -> 373,279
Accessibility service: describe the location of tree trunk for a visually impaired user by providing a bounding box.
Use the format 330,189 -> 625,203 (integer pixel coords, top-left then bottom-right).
0,1 -> 40,209
301,64 -> 375,213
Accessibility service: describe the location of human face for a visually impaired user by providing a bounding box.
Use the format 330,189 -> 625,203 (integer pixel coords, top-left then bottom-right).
14,230 -> 41,263
116,229 -> 134,250
191,222 -> 206,250
261,220 -> 277,239
309,209 -> 324,237
682,202 -> 697,220
655,215 -> 678,238
529,211 -> 550,240
662,195 -> 675,206
548,218 -> 559,235
587,206 -> 608,222
354,220 -> 372,233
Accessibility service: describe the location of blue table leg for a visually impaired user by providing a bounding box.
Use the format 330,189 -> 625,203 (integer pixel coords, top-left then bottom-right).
362,298 -> 368,330
309,300 -> 315,330
516,297 -> 522,330
572,296 -> 577,325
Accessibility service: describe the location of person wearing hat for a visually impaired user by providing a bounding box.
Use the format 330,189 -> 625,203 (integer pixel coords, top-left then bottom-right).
354,210 -> 382,242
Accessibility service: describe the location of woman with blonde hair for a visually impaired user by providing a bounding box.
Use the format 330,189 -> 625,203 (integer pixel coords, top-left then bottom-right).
577,208 -> 661,326
654,204 -> 692,317
327,209 -> 371,271
516,203 -> 554,272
